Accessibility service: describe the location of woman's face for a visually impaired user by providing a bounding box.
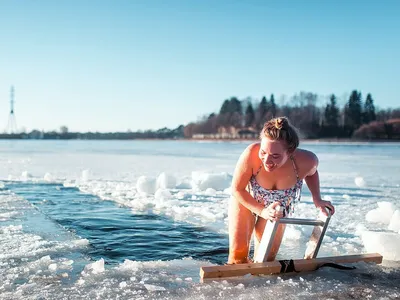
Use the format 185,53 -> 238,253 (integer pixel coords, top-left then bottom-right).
258,138 -> 290,172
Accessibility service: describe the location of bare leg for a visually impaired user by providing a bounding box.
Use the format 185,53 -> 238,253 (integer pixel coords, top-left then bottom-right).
254,217 -> 286,261
228,196 -> 256,264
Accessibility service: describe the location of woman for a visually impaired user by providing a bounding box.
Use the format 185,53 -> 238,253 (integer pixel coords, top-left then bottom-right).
228,116 -> 335,264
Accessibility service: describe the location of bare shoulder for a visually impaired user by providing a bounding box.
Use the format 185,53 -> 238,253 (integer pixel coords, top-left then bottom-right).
246,142 -> 260,156
235,142 -> 261,172
292,148 -> 319,177
231,142 -> 261,190
247,142 -> 261,163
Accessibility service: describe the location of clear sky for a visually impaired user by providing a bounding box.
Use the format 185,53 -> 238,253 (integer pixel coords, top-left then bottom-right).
1,0 -> 399,132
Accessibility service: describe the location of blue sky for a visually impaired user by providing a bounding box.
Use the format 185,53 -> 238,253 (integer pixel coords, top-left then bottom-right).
1,0 -> 399,132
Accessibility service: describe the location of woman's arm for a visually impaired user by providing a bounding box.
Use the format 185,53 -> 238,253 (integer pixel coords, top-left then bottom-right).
231,144 -> 265,215
304,153 -> 335,216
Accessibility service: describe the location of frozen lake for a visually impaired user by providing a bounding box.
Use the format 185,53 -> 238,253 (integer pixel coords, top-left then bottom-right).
0,140 -> 399,299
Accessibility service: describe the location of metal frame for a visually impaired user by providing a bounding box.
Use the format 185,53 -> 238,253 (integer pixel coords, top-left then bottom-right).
254,209 -> 332,263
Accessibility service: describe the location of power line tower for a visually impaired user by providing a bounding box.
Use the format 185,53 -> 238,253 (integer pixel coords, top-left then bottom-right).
5,86 -> 18,134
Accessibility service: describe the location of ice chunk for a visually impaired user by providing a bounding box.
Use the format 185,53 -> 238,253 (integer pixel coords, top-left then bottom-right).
388,210 -> 400,232
191,172 -> 232,191
355,177 -> 366,187
0,212 -> 18,220
204,188 -> 217,196
223,187 -> 232,195
43,172 -> 53,182
176,179 -> 192,189
82,258 -> 105,275
283,225 -> 302,241
48,263 -> 57,272
361,231 -> 400,261
0,225 -> 22,233
144,284 -> 166,291
154,189 -> 172,200
136,176 -> 156,194
156,172 -> 176,189
81,169 -> 90,182
21,171 -> 32,180
117,259 -> 140,273
355,223 -> 367,236
73,239 -> 89,246
366,202 -> 395,224
62,260 -> 74,266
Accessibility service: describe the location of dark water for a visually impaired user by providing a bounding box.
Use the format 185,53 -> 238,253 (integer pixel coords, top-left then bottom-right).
7,182 -> 228,265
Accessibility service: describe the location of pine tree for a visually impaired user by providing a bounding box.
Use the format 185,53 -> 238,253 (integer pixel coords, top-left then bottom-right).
219,99 -> 230,115
228,97 -> 242,114
363,93 -> 376,124
244,103 -> 255,128
324,94 -> 339,127
256,96 -> 269,128
270,94 -> 277,117
345,90 -> 362,130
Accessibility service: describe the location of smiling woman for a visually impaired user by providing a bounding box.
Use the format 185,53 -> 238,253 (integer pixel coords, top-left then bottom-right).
228,116 -> 335,264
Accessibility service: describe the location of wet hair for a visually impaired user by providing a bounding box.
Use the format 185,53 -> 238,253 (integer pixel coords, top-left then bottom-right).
260,117 -> 299,152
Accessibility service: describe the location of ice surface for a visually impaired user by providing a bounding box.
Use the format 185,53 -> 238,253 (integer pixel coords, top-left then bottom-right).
1,140 -> 400,299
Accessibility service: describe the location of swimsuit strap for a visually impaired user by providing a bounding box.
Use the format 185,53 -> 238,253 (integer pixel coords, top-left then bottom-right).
254,155 -> 299,180
290,154 -> 300,181
254,164 -> 263,176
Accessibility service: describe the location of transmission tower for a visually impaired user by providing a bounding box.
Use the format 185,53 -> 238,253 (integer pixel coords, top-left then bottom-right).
5,86 -> 18,134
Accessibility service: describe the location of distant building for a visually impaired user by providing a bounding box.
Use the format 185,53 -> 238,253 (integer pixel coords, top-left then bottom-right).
192,127 -> 258,140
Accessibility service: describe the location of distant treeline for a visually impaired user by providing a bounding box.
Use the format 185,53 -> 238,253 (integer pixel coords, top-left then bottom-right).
184,90 -> 400,140
1,90 -> 400,140
0,126 -> 185,140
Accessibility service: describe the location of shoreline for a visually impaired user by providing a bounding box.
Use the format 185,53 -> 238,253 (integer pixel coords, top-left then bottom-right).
0,137 -> 399,143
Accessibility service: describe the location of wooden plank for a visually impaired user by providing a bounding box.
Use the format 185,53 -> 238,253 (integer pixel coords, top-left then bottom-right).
200,253 -> 383,280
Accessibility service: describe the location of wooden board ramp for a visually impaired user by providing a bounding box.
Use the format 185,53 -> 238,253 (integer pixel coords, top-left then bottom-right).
200,253 -> 383,280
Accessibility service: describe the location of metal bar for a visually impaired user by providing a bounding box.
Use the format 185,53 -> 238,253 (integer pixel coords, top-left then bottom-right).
303,209 -> 332,259
254,220 -> 281,263
278,218 -> 325,226
310,211 -> 332,258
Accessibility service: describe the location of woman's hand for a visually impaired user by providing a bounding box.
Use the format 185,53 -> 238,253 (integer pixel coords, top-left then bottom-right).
314,198 -> 335,216
260,201 -> 283,221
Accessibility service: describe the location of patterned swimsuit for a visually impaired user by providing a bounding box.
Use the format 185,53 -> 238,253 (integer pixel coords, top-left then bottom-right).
249,155 -> 303,217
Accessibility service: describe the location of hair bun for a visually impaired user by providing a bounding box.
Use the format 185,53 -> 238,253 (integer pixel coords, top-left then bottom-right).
274,117 -> 288,130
